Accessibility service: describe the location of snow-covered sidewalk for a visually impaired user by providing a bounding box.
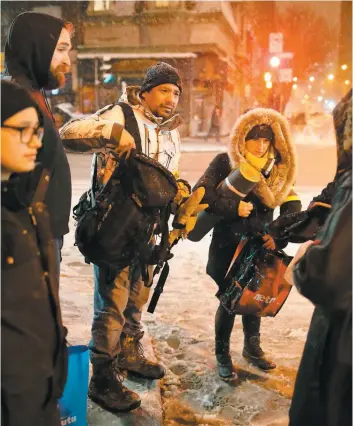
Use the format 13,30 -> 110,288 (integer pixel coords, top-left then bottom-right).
144,191 -> 315,426
60,156 -> 319,426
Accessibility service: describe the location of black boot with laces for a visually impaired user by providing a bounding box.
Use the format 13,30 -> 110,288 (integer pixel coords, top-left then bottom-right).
88,359 -> 141,412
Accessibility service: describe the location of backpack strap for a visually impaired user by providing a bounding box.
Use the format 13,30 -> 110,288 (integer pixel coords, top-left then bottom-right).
116,102 -> 142,153
33,168 -> 51,204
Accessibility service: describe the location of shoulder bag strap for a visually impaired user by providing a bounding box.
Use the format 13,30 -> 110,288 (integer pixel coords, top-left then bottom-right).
116,102 -> 142,153
32,168 -> 51,204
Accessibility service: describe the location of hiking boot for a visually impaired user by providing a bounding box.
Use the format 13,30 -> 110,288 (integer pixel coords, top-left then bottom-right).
88,360 -> 141,412
215,340 -> 238,381
118,333 -> 165,380
242,333 -> 276,371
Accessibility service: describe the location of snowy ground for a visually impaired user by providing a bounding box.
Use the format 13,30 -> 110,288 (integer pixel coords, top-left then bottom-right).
61,148 -> 334,426
144,191 -> 315,426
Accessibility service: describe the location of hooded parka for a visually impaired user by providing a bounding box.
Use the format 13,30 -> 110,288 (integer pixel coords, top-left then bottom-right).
194,108 -> 301,293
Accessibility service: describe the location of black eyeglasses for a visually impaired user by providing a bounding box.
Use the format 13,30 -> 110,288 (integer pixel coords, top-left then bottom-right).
2,125 -> 44,144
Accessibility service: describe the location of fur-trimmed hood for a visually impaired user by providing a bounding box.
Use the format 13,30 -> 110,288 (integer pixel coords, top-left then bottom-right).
228,108 -> 297,209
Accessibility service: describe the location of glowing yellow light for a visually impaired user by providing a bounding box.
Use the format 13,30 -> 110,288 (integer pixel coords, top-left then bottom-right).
309,76 -> 315,82
292,84 -> 298,90
345,80 -> 350,85
318,96 -> 323,102
264,72 -> 272,82
269,56 -> 280,68
293,77 -> 298,82
341,64 -> 348,70
266,81 -> 273,89
328,74 -> 334,80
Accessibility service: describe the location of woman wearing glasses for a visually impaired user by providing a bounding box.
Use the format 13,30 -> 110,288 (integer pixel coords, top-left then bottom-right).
1,81 -> 68,426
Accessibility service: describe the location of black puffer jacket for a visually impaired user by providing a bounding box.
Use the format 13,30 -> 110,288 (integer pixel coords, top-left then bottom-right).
194,153 -> 301,293
4,12 -> 72,237
1,177 -> 68,402
194,108 -> 302,293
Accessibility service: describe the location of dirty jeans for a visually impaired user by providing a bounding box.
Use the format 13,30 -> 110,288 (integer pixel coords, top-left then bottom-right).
89,263 -> 151,364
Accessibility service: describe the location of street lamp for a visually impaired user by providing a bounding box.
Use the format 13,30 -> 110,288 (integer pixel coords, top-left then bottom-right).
328,74 -> 335,81
345,80 -> 351,85
341,64 -> 348,70
309,76 -> 315,82
264,72 -> 272,82
266,81 -> 273,89
293,77 -> 298,82
269,56 -> 281,68
292,84 -> 298,90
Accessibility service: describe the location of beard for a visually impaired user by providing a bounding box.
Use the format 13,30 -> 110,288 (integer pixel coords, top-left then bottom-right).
45,65 -> 70,90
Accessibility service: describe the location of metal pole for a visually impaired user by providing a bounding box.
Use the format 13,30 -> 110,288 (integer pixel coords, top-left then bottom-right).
94,58 -> 99,110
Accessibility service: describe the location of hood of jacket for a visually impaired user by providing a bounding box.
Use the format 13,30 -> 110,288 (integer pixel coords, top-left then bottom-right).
333,89 -> 352,174
5,12 -> 65,90
119,85 -> 182,132
228,108 -> 297,209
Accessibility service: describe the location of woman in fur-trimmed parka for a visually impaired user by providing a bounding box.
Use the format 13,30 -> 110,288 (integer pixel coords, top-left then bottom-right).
193,108 -> 301,381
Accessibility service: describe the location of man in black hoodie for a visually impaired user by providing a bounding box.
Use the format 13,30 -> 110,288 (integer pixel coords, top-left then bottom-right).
4,11 -> 74,269
4,12 -> 136,269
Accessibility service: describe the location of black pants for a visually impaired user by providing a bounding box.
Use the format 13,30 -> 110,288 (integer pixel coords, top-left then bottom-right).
1,380 -> 60,426
215,303 -> 261,343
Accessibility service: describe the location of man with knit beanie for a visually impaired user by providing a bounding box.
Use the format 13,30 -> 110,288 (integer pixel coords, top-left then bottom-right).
60,62 -> 191,413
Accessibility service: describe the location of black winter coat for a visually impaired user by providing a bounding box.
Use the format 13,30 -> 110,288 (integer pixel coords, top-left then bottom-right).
194,153 -> 301,293
289,167 -> 352,426
4,12 -> 72,238
1,178 -> 68,403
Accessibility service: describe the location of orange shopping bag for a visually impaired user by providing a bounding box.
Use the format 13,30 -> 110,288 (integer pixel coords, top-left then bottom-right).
219,237 -> 292,316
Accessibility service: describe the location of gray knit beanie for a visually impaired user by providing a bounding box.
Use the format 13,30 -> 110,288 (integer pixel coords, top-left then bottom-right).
140,62 -> 182,94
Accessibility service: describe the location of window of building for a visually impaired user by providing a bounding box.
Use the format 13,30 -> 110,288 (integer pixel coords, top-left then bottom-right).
93,0 -> 110,11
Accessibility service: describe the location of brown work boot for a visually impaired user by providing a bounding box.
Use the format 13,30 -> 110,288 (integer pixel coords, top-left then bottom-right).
118,333 -> 165,380
88,359 -> 141,412
242,333 -> 276,371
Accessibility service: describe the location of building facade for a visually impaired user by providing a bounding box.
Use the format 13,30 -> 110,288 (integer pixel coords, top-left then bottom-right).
1,0 -> 253,136
76,0 -> 252,137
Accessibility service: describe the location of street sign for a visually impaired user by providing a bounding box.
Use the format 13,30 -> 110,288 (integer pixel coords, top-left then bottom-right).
279,68 -> 293,83
269,33 -> 283,53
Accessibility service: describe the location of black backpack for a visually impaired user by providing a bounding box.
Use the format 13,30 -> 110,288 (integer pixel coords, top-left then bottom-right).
73,103 -> 178,280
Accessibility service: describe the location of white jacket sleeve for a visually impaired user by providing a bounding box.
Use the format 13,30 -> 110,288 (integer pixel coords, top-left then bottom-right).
59,105 -> 125,153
